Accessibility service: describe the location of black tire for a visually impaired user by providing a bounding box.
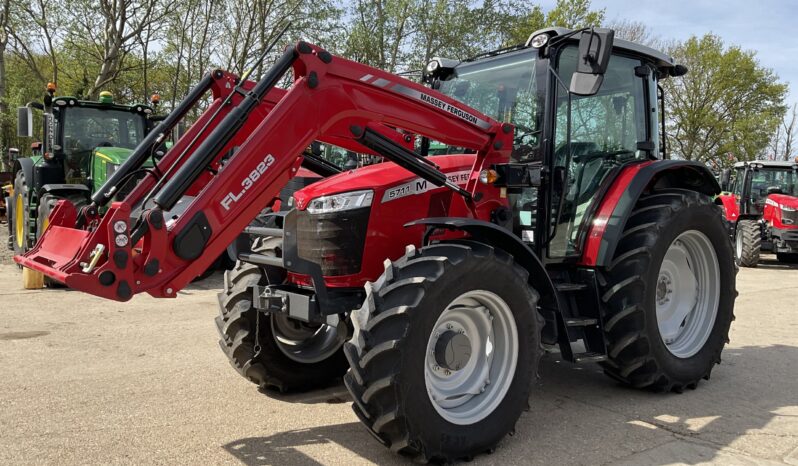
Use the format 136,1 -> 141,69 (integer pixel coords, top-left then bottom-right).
599,189 -> 736,392
36,192 -> 88,287
735,219 -> 761,267
344,241 -> 542,463
12,170 -> 29,257
215,238 -> 348,392
776,252 -> 798,263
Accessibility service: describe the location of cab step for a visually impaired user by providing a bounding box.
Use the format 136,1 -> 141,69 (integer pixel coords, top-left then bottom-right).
565,317 -> 598,327
573,352 -> 608,363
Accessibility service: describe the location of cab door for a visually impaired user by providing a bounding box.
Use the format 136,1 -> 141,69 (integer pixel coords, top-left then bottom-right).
546,46 -> 653,260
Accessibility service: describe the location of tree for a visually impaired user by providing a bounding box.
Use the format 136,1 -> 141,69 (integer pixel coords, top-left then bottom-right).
504,0 -> 604,46
663,34 -> 787,166
65,0 -> 173,99
770,103 -> 797,161
344,0 -> 415,72
603,18 -> 659,47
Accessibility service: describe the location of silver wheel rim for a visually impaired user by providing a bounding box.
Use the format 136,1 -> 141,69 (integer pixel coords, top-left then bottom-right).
735,227 -> 743,260
270,315 -> 342,364
656,230 -> 720,358
424,290 -> 518,425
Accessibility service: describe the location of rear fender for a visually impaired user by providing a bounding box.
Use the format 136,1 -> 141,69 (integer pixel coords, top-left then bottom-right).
716,193 -> 739,222
406,217 -> 559,310
41,184 -> 90,199
581,160 -> 720,267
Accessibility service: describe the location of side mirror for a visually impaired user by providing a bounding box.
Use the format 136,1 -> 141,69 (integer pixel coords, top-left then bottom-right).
720,169 -> 731,192
570,28 -> 615,96
17,106 -> 33,138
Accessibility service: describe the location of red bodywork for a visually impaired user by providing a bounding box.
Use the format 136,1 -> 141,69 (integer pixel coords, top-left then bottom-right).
580,161 -> 653,266
15,42 -> 510,301
717,193 -> 740,222
764,194 -> 798,229
289,154 -> 494,288
718,192 -> 798,229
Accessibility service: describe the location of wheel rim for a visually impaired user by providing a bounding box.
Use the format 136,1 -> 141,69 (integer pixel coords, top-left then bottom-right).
15,193 -> 24,249
735,227 -> 743,260
656,230 -> 720,358
270,314 -> 342,364
424,290 -> 518,425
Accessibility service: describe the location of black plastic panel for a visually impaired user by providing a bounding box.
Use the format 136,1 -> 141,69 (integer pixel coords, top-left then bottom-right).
295,207 -> 370,276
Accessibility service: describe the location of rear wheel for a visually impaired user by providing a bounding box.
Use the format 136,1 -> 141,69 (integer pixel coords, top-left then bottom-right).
599,190 -> 736,392
216,237 -> 348,392
12,170 -> 29,257
345,242 -> 541,463
735,219 -> 761,267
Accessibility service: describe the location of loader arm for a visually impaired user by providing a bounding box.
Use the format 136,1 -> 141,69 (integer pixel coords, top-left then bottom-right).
15,42 -> 512,301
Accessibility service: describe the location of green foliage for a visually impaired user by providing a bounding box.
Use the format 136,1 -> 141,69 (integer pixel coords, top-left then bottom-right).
663,34 -> 787,166
503,0 -> 605,46
0,0 -> 789,171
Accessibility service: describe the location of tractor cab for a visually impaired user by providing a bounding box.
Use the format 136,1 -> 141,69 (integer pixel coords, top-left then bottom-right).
10,84 -> 157,264
17,89 -> 153,186
424,27 -> 686,260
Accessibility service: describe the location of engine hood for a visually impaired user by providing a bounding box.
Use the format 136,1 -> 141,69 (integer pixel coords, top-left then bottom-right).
767,194 -> 798,209
292,154 -> 477,210
93,146 -> 134,165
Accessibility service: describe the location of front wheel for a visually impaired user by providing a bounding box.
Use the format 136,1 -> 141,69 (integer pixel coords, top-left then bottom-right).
735,219 -> 761,267
215,238 -> 348,392
344,241 -> 542,463
599,190 -> 736,392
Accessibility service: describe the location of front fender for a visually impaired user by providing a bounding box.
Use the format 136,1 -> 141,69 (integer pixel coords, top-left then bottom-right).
405,217 -> 558,306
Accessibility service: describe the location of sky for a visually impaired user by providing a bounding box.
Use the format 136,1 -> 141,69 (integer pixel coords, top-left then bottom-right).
539,0 -> 798,107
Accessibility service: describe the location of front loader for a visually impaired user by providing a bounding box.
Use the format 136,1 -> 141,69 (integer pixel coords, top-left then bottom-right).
17,28 -> 736,462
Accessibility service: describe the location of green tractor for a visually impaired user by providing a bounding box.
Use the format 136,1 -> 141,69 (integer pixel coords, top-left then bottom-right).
9,83 -> 160,286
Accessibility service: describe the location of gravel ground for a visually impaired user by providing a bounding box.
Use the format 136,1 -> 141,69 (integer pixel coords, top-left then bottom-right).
1,228 -> 797,465
0,221 -> 13,263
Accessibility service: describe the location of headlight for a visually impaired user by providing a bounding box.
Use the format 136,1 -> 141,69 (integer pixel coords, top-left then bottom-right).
306,190 -> 373,214
529,33 -> 549,48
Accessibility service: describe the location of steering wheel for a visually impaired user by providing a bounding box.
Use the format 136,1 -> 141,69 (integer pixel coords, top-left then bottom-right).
573,149 -> 634,164
512,123 -> 541,144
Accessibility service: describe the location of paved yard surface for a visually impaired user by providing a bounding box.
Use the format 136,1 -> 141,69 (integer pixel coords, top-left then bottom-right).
1,230 -> 797,465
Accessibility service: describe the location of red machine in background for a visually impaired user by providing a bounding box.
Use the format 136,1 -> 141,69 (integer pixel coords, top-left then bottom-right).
718,160 -> 798,266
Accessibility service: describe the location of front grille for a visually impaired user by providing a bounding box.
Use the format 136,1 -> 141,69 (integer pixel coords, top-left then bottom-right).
296,207 -> 370,276
782,229 -> 798,242
782,209 -> 798,226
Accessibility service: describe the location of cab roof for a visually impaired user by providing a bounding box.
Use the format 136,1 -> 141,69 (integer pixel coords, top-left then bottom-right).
529,27 -> 675,68
734,160 -> 798,169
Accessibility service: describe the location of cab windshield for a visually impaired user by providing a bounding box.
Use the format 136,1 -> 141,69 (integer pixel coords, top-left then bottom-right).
60,106 -> 146,152
748,168 -> 798,200
437,51 -> 540,159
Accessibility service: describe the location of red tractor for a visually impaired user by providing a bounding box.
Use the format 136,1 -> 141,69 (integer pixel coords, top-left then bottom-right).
17,27 -> 736,462
718,160 -> 798,266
